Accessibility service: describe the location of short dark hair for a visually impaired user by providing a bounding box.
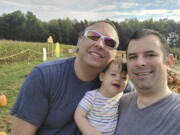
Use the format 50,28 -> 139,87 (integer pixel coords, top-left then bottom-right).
85,20 -> 119,36
128,29 -> 169,59
102,58 -> 127,74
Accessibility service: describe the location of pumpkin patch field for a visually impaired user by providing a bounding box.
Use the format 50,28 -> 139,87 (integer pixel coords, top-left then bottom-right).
0,40 -> 179,134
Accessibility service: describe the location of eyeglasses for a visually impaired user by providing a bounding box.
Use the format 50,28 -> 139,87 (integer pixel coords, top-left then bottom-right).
83,30 -> 118,49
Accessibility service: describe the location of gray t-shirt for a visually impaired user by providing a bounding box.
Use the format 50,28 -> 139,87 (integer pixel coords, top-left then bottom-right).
115,92 -> 180,135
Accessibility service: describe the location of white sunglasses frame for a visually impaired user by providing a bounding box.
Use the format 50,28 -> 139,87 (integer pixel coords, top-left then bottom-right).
83,30 -> 119,49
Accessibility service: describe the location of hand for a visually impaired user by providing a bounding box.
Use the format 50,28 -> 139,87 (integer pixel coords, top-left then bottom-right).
86,131 -> 103,135
93,132 -> 103,135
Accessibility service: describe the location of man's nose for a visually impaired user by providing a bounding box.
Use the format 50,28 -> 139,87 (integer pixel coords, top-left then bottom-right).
136,56 -> 146,66
95,38 -> 104,48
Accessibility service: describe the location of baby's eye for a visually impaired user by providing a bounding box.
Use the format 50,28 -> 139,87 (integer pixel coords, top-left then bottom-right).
111,73 -> 116,77
121,77 -> 127,81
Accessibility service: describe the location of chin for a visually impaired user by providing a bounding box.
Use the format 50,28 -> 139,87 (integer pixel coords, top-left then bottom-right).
136,84 -> 152,90
87,61 -> 105,68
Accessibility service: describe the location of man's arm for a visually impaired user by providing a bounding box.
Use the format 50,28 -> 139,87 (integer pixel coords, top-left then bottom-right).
74,107 -> 103,135
11,116 -> 38,135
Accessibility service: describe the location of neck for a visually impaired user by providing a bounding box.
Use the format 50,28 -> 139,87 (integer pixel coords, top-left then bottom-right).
74,58 -> 101,81
137,85 -> 172,109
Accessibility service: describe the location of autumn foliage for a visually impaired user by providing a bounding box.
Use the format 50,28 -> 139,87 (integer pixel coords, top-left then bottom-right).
168,70 -> 180,94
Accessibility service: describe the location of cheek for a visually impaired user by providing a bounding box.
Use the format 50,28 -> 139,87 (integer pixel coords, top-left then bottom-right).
122,81 -> 128,86
127,63 -> 133,72
78,38 -> 91,48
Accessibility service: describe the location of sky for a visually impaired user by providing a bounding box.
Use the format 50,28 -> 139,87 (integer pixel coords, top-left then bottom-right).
0,0 -> 180,22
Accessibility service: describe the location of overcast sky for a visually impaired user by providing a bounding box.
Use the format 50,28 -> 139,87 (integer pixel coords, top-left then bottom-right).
0,0 -> 180,22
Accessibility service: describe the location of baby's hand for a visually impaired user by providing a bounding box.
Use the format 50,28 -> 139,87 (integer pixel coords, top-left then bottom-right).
88,131 -> 103,135
94,132 -> 103,135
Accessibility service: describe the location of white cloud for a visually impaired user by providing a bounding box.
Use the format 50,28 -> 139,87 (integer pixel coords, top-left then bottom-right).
90,5 -> 116,12
116,1 -> 139,9
134,9 -> 168,16
171,9 -> 180,15
0,0 -> 180,22
1,0 -> 31,8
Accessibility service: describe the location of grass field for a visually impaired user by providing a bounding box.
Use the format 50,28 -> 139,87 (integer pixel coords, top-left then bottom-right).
0,40 -> 77,64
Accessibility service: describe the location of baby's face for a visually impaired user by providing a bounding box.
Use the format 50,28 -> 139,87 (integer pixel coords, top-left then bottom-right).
99,63 -> 128,97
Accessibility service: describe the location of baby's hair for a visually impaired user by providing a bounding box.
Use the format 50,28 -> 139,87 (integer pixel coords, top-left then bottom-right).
102,58 -> 127,73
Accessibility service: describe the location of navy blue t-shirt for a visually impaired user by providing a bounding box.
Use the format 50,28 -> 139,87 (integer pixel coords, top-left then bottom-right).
11,57 -> 100,135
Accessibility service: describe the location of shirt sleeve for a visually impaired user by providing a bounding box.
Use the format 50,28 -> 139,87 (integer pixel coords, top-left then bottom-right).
11,67 -> 49,127
78,91 -> 95,113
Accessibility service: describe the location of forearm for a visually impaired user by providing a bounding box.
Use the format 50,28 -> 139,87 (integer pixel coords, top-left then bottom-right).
75,116 -> 101,135
74,107 -> 103,135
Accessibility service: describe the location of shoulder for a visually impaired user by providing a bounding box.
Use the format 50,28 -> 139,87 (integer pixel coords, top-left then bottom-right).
26,57 -> 76,84
31,57 -> 75,76
36,57 -> 75,70
121,91 -> 137,100
84,90 -> 98,97
172,92 -> 180,99
167,93 -> 180,128
119,92 -> 137,105
171,92 -> 180,110
80,90 -> 98,102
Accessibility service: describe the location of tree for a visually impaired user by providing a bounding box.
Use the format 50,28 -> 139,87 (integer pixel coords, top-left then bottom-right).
0,10 -> 26,40
167,32 -> 179,48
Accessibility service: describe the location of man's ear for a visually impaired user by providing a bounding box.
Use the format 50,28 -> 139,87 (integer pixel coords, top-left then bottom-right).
76,36 -> 82,52
99,72 -> 104,82
77,35 -> 83,46
166,53 -> 174,69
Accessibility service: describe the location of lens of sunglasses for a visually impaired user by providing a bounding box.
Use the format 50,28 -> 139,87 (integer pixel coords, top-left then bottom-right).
86,31 -> 101,41
104,37 -> 116,48
85,31 -> 117,49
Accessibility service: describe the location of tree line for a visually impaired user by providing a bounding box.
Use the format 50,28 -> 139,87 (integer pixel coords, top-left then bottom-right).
0,10 -> 180,50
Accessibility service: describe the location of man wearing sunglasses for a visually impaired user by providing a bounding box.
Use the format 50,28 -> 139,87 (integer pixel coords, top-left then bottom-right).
11,20 -> 133,135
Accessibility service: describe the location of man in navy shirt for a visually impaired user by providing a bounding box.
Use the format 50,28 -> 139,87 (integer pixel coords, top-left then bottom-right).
11,20 -> 128,135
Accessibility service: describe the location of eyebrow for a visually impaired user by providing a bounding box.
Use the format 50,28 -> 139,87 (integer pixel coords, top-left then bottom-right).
127,50 -> 158,57
127,53 -> 136,57
144,50 -> 157,53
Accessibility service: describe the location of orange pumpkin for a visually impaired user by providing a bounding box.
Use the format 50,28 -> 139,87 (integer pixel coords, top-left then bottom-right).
0,94 -> 7,107
0,131 -> 7,135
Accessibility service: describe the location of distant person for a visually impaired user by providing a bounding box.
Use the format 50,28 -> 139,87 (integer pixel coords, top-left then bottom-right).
75,59 -> 128,135
11,20 -> 134,135
115,29 -> 180,135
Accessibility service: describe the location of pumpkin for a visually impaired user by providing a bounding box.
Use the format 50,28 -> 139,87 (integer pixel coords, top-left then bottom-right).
0,131 -> 7,135
0,94 -> 7,107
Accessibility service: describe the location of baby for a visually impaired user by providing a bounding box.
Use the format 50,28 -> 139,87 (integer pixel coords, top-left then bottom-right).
74,59 -> 128,135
